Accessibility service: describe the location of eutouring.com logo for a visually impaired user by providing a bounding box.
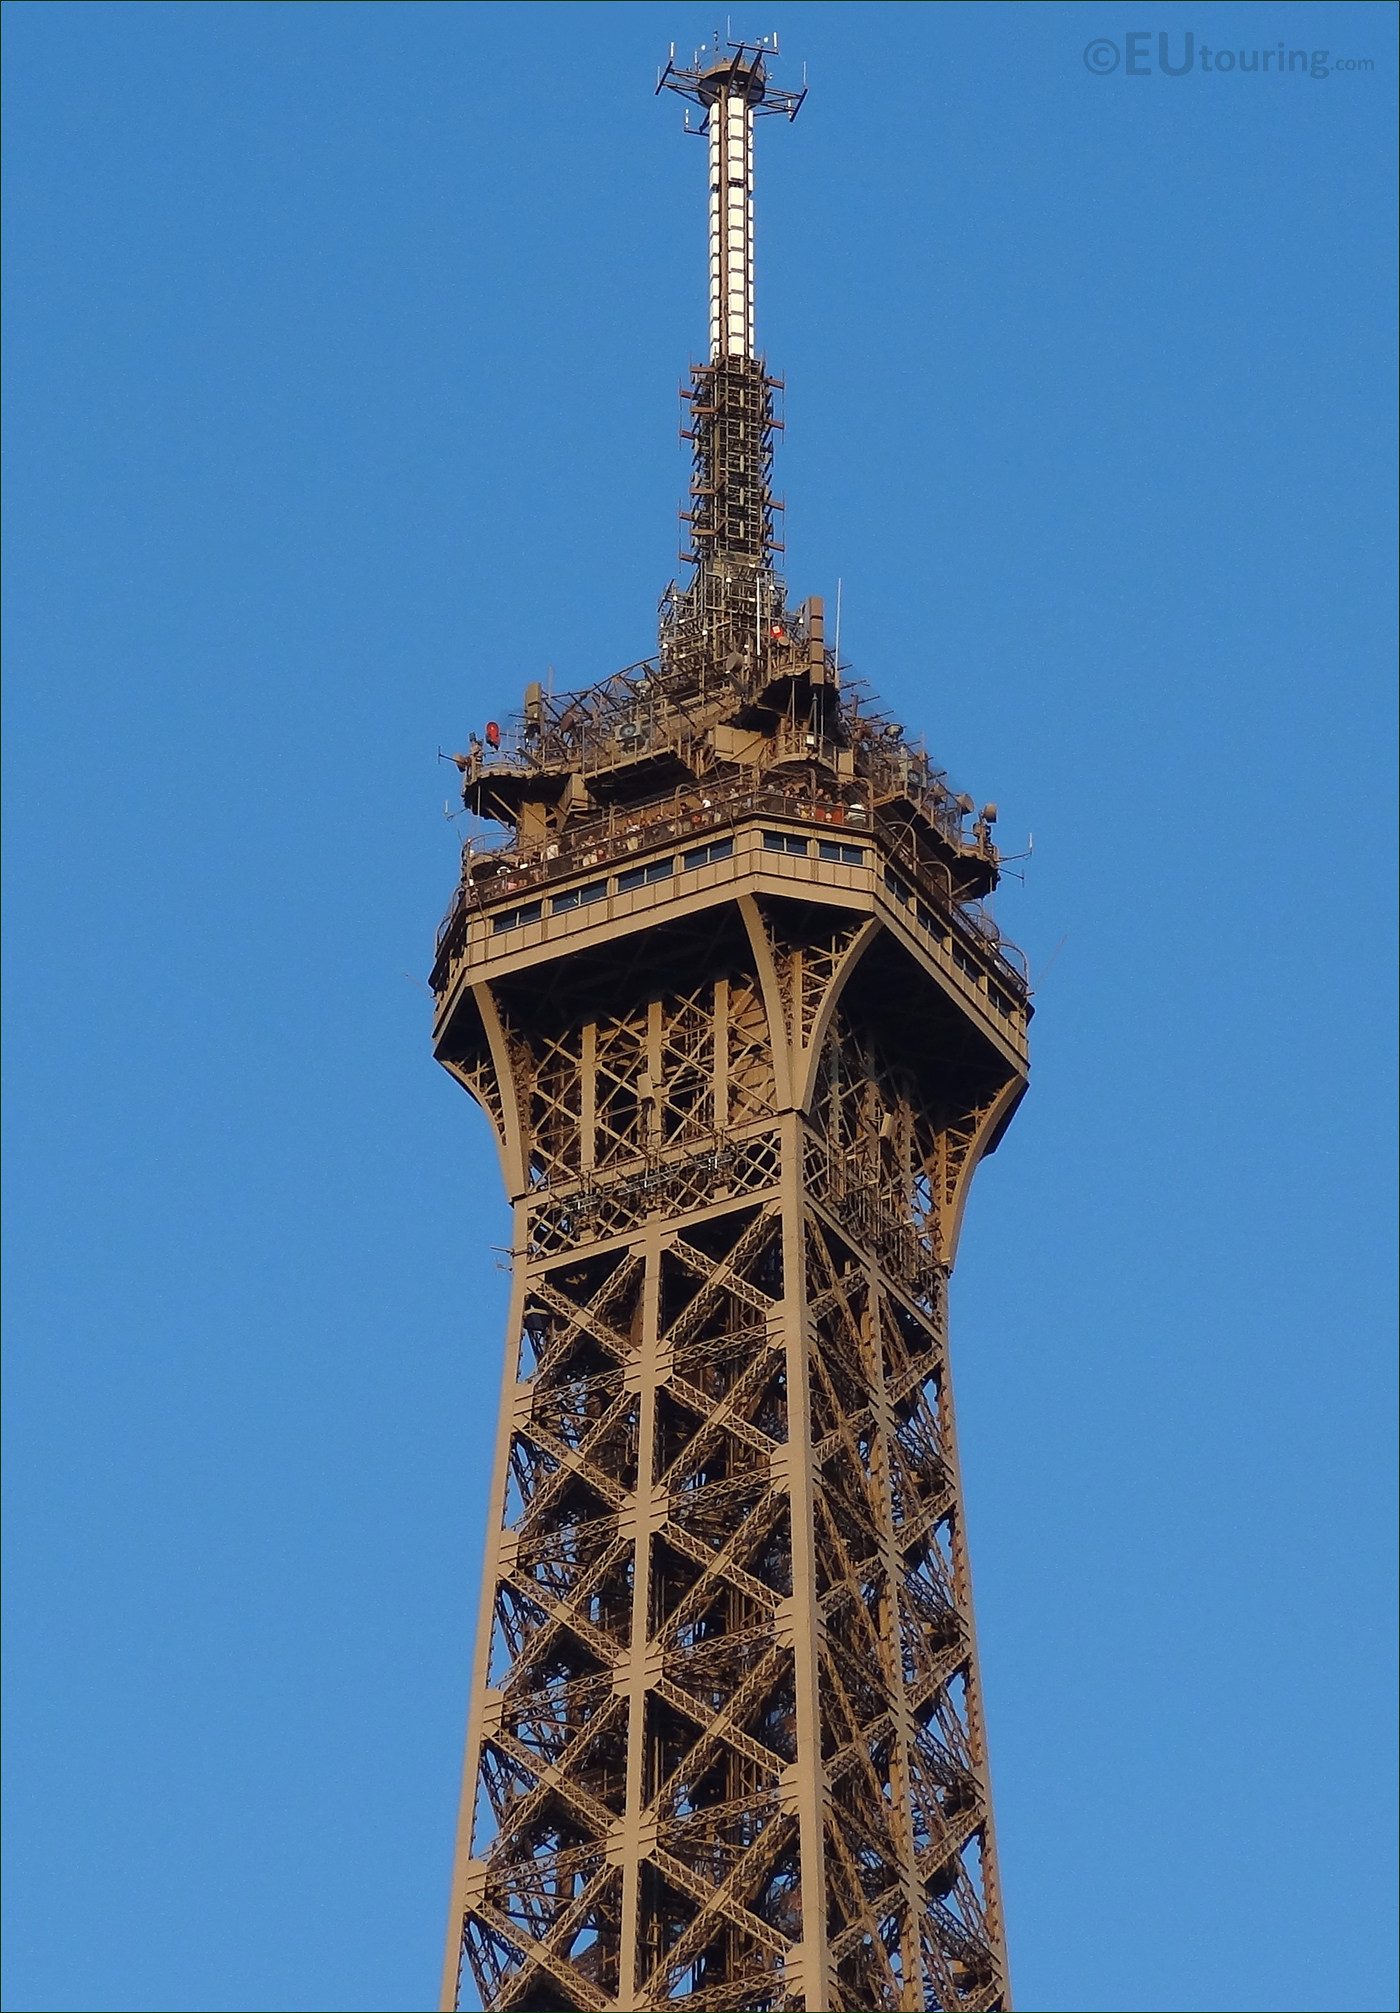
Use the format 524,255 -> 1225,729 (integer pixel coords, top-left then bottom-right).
1083,32 -> 1374,78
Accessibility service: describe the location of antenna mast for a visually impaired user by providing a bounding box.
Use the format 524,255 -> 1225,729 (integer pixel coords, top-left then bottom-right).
658,33 -> 804,359
657,37 -> 805,702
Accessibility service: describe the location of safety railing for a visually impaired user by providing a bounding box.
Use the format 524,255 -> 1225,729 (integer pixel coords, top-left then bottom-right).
433,779 -> 1027,1002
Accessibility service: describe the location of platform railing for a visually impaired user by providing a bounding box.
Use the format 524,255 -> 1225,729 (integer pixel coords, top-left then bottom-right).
434,778 -> 1027,998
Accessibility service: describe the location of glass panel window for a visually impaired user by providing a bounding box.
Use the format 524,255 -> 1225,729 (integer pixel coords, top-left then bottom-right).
551,883 -> 605,916
683,837 -> 735,871
492,901 -> 543,935
617,859 -> 673,894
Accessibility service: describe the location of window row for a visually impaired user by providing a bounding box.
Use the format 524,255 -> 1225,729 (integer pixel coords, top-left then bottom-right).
491,836 -> 737,933
491,837 -> 1015,1022
763,831 -> 868,867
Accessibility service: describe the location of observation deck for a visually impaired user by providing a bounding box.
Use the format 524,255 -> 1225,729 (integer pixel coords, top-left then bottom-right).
432,609 -> 1029,1068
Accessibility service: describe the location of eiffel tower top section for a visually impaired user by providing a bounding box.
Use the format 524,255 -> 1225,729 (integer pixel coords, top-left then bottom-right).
435,58 -> 1027,2008
434,36 -> 1026,1027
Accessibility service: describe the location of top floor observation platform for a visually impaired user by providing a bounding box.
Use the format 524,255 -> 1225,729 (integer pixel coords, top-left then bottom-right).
431,616 -> 1031,1067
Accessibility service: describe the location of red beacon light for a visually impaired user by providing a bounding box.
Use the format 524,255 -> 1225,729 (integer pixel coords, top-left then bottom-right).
484,721 -> 501,749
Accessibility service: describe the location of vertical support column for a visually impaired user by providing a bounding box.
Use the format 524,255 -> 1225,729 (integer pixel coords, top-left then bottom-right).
646,998 -> 664,1150
712,976 -> 729,1134
779,1113 -> 829,2011
864,1269 -> 932,2010
438,1210 -> 531,2013
932,1128 -> 951,1269
581,1018 -> 597,1173
932,1274 -> 1014,2009
617,1219 -> 663,2003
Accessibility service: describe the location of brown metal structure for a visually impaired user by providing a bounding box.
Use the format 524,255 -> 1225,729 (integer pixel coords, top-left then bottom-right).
434,39 -> 1029,2013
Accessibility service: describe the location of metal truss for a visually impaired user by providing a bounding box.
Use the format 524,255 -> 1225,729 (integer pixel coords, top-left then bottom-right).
437,893 -> 1021,2012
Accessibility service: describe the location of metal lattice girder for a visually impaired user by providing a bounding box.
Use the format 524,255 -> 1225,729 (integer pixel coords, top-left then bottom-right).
436,878 -> 1025,2012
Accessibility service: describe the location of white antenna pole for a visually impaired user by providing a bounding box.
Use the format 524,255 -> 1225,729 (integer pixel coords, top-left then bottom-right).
710,79 -> 755,359
661,40 -> 804,365
833,577 -> 843,678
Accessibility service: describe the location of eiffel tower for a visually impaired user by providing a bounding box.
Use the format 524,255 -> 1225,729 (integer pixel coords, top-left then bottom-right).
432,37 -> 1029,2012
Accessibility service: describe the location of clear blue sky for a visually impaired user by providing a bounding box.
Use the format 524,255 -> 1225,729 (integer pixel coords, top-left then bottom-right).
3,4 -> 1395,2011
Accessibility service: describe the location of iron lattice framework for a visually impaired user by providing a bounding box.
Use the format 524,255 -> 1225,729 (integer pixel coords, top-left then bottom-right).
433,37 -> 1029,2013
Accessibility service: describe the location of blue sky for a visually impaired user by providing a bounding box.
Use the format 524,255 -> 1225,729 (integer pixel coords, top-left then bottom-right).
2,4 -> 1395,2010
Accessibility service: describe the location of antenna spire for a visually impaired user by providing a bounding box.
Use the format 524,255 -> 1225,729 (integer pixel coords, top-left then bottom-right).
657,36 -> 805,700
658,34 -> 805,362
